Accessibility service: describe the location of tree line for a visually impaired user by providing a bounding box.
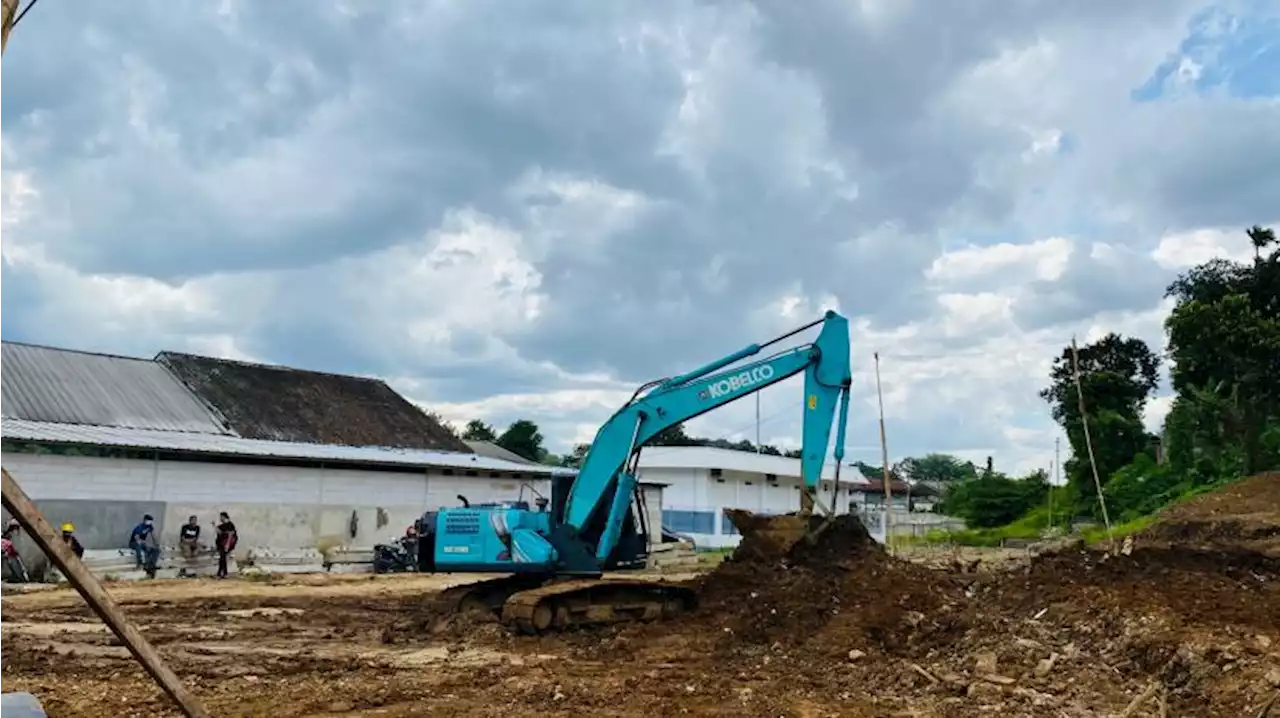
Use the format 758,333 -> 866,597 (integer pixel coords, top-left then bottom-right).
938,225 -> 1279,532
1039,225 -> 1279,524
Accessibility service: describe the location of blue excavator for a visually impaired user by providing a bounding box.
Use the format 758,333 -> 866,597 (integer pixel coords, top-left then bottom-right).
416,310 -> 854,633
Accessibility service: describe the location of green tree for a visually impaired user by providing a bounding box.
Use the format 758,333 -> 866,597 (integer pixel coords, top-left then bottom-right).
1039,333 -> 1160,515
899,453 -> 978,485
1164,225 -> 1280,477
936,469 -> 1049,528
560,443 -> 592,468
496,419 -> 546,462
649,423 -> 697,446
424,410 -> 459,439
462,419 -> 498,442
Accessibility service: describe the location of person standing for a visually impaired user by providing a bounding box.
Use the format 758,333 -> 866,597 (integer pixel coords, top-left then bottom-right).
214,512 -> 238,579
60,523 -> 85,559
2,519 -> 28,583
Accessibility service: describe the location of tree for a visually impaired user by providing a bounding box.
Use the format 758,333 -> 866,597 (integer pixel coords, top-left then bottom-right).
935,469 -> 1050,528
1248,224 -> 1276,261
1039,333 -> 1160,514
649,423 -> 696,446
496,419 -> 546,462
1164,225 -> 1280,477
424,410 -> 460,439
898,453 -> 978,485
462,419 -> 498,442
560,443 -> 592,468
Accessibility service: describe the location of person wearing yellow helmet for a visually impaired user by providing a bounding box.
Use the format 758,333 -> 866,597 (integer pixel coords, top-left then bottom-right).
60,522 -> 84,559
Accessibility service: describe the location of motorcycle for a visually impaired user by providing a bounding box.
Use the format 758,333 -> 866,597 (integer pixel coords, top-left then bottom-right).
2,537 -> 30,583
372,537 -> 418,574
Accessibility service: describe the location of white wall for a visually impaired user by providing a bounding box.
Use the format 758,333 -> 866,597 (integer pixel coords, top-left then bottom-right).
640,459 -> 865,549
3,453 -> 550,551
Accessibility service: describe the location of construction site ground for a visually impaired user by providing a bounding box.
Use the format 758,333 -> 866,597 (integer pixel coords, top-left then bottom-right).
3,474 -> 1278,717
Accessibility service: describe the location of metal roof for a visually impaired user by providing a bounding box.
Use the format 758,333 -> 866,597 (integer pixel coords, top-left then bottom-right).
1,342 -> 231,434
463,440 -> 540,465
0,419 -> 574,476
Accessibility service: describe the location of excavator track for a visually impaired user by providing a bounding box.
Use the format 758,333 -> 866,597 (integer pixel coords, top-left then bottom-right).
500,577 -> 698,634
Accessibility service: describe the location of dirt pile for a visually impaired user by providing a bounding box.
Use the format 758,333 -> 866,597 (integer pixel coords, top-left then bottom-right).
1141,472 -> 1280,555
685,512 -> 967,658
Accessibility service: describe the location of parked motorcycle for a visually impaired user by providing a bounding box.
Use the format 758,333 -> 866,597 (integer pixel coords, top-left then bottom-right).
372,537 -> 418,574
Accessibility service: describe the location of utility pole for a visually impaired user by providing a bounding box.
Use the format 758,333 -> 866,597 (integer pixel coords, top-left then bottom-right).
755,392 -> 761,454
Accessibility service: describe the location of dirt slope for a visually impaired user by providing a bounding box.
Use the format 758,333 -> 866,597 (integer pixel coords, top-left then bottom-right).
1142,472 -> 1280,555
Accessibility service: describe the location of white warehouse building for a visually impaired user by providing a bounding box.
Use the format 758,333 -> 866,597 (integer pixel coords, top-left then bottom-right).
636,445 -> 875,548
0,341 -> 580,572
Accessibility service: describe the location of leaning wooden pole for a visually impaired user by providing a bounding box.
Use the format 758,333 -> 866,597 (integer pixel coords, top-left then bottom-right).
1,468 -> 211,718
1069,338 -> 1114,545
2,0 -> 20,54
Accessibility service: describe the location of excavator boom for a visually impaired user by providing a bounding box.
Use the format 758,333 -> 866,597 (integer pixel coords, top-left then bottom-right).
420,311 -> 854,633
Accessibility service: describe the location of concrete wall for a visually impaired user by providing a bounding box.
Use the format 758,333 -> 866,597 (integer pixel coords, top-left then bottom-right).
2,453 -> 551,567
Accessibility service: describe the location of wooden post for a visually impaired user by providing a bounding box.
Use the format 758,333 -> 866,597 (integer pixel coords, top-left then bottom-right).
1,468 -> 211,718
2,0 -> 20,54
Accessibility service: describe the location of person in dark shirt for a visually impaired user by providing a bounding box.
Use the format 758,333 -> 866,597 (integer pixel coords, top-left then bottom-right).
214,512 -> 238,579
179,515 -> 201,559
129,514 -> 156,569
60,523 -> 85,559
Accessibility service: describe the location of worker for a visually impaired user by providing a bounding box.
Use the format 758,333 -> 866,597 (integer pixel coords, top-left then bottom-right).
2,517 -> 20,540
178,515 -> 201,559
2,519 -> 28,583
129,516 -> 160,578
60,523 -> 85,559
214,512 -> 238,579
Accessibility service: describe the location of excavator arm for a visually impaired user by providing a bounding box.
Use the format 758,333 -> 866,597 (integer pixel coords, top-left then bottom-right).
567,310 -> 853,563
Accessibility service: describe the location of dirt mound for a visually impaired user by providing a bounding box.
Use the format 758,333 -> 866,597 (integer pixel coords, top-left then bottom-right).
1142,473 -> 1280,555
685,512 -> 967,658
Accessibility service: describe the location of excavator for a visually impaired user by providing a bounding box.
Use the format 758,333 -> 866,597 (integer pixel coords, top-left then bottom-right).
416,310 -> 854,633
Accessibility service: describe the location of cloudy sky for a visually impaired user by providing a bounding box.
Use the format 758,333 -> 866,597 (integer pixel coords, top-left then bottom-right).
2,0 -> 1277,476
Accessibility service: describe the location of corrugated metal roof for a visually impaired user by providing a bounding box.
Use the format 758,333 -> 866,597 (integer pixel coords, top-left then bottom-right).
464,440 -> 540,465
0,419 -> 574,476
1,342 -> 231,434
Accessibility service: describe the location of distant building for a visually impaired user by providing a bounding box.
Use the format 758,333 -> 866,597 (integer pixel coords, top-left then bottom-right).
0,341 -> 570,564
635,445 -> 870,548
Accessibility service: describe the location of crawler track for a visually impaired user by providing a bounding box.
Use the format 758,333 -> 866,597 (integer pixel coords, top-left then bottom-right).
437,575 -> 698,634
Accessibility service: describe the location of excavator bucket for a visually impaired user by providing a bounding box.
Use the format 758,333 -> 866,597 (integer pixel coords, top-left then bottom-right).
723,508 -> 834,561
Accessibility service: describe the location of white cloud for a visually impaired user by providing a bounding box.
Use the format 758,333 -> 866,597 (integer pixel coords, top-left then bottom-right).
927,237 -> 1074,284
2,0 -> 1276,485
1152,226 -> 1263,269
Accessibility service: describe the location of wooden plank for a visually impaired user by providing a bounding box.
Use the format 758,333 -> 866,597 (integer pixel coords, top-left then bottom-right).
1,468 -> 211,718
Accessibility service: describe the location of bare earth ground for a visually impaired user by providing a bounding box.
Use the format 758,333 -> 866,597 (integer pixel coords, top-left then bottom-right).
3,479 -> 1278,718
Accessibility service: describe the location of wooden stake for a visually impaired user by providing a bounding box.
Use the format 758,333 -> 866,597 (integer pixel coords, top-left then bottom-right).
1069,338 -> 1113,545
2,0 -> 20,54
1,468 -> 211,718
874,352 -> 893,554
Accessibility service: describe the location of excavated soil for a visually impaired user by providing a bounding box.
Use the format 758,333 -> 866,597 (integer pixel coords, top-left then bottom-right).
1141,472 -> 1280,556
3,481 -> 1280,717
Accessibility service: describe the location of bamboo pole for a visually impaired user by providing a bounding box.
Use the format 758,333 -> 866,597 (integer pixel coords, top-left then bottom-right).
1069,338 -> 1113,545
874,352 -> 893,553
